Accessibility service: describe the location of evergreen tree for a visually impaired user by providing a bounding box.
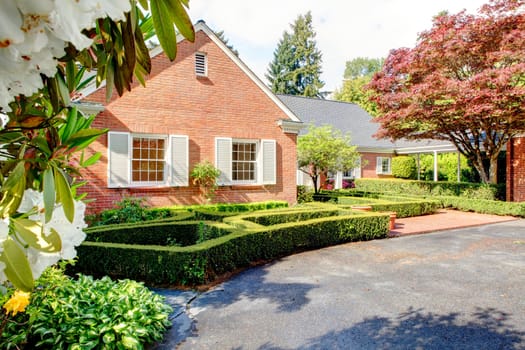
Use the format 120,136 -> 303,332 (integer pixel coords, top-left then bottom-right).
215,30 -> 239,56
266,12 -> 324,97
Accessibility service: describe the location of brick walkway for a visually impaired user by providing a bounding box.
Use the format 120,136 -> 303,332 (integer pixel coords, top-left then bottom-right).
389,209 -> 519,237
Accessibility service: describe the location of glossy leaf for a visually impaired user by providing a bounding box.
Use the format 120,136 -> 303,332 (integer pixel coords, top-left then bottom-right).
43,168 -> 55,223
0,238 -> 34,291
165,0 -> 195,42
0,162 -> 26,217
12,218 -> 62,253
54,167 -> 74,223
151,0 -> 178,60
80,152 -> 102,167
63,128 -> 108,151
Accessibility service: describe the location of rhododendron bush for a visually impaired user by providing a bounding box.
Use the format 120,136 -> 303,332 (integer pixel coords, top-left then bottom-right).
0,0 -> 194,291
368,0 -> 525,184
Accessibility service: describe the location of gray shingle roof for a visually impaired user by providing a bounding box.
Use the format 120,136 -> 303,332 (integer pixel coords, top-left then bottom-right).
277,94 -> 455,153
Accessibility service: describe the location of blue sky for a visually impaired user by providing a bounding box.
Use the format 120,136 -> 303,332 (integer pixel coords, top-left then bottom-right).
188,0 -> 488,93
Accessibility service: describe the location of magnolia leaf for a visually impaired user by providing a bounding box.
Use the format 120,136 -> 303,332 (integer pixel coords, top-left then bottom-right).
54,167 -> 74,223
165,0 -> 195,42
0,162 -> 26,217
0,238 -> 34,291
2,161 -> 25,191
63,128 -> 108,151
151,0 -> 177,60
43,168 -> 55,223
80,152 -> 102,167
12,218 -> 62,253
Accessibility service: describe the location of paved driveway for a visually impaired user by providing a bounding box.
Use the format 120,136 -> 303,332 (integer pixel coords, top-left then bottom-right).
156,220 -> 525,349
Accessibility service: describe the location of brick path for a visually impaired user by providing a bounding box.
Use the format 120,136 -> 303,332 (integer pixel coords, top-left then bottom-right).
389,209 -> 519,237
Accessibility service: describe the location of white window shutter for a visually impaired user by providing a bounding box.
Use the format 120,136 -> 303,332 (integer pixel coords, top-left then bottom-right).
108,132 -> 130,187
261,139 -> 276,184
215,137 -> 232,185
355,157 -> 362,178
376,157 -> 383,174
170,135 -> 189,186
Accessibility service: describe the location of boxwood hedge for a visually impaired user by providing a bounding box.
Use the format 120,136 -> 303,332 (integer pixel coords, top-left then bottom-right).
74,205 -> 389,286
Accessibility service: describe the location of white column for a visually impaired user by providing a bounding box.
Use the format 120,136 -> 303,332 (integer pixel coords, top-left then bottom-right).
433,150 -> 438,182
416,154 -> 421,181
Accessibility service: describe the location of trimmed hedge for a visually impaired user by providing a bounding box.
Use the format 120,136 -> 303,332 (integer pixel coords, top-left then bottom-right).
84,221 -> 229,247
353,178 -> 505,200
337,195 -> 440,218
75,206 -> 389,286
438,196 -> 525,217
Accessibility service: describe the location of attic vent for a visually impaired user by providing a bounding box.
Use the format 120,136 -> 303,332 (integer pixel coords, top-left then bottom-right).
195,52 -> 207,76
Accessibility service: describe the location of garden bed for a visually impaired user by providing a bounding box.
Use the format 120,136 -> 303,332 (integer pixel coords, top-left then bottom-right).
74,203 -> 390,286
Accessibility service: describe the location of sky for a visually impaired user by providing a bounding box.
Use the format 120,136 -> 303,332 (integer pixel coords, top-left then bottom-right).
188,0 -> 489,93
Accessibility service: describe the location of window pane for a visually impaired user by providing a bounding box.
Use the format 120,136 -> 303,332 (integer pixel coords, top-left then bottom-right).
132,136 -> 166,183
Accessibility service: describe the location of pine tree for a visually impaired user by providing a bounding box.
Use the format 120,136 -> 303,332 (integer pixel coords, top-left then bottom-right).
266,12 -> 324,97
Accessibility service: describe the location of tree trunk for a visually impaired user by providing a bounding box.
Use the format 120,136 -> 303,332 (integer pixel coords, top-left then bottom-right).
311,174 -> 319,194
488,155 -> 499,184
471,157 -> 490,184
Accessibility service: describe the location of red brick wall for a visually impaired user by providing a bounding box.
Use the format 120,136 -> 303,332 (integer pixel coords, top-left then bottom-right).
81,30 -> 298,212
506,136 -> 525,202
361,152 -> 395,179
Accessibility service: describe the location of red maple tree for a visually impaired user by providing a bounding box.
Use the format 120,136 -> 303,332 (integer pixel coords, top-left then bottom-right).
368,0 -> 525,183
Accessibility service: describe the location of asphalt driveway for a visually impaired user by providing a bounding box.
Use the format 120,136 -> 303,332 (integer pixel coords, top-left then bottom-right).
155,219 -> 525,349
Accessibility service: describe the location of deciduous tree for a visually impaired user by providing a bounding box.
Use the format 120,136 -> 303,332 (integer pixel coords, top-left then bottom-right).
266,12 -> 324,97
298,125 -> 359,193
334,57 -> 383,116
368,0 -> 525,183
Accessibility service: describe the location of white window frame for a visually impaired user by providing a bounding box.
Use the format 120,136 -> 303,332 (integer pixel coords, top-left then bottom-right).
108,132 -> 188,188
215,137 -> 276,186
195,52 -> 207,77
232,139 -> 258,184
130,134 -> 168,186
376,156 -> 392,175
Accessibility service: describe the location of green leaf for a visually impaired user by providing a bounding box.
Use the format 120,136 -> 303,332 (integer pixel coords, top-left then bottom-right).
150,0 -> 178,60
43,168 -> 55,223
63,128 -> 107,151
165,0 -> 195,42
80,152 -> 102,167
54,167 -> 74,223
0,238 -> 34,291
12,218 -> 62,253
0,162 -> 26,217
66,60 -> 76,93
121,335 -> 140,348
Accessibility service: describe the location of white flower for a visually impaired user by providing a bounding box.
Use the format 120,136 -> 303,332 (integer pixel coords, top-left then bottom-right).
0,0 -> 131,111
3,189 -> 88,280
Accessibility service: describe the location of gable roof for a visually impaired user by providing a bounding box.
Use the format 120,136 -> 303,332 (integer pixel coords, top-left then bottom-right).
277,94 -> 457,153
77,21 -> 301,124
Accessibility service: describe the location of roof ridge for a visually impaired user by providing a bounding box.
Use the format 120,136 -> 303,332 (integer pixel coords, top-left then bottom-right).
277,94 -> 360,107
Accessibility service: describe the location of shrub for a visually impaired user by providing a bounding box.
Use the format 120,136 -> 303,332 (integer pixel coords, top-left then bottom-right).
354,178 -> 505,199
297,185 -> 314,203
392,156 -> 417,179
74,205 -> 389,286
85,220 -> 229,247
190,161 -> 221,202
438,196 -> 525,217
0,266 -> 171,349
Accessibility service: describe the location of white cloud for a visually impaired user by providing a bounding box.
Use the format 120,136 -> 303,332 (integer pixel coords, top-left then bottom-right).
189,0 -> 487,92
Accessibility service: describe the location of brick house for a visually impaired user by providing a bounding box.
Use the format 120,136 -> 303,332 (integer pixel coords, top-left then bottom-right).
77,21 -> 303,213
278,95 -> 457,189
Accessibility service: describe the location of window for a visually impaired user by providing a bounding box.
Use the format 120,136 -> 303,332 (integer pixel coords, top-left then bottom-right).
215,138 -> 276,185
376,157 -> 391,175
195,52 -> 207,76
132,136 -> 166,183
108,132 -> 188,187
232,141 -> 257,182
343,157 -> 361,179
